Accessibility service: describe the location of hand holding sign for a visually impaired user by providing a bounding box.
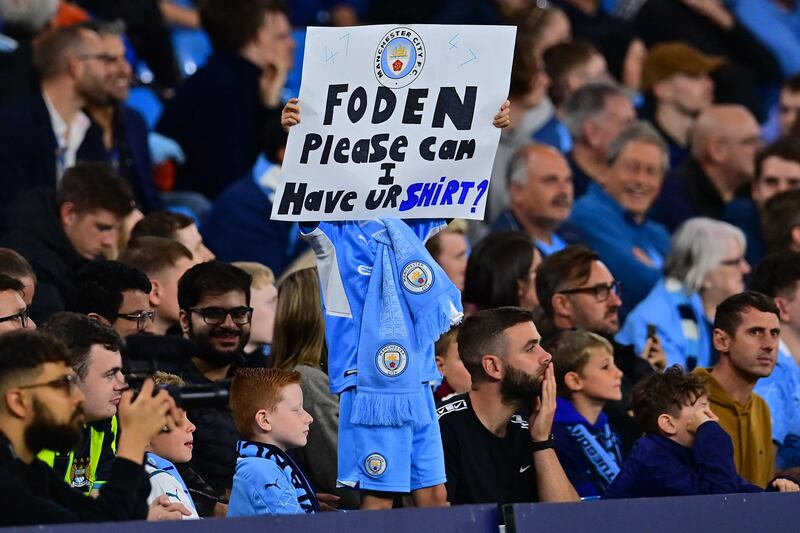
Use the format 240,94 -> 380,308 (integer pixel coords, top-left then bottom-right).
493,100 -> 511,129
272,24 -> 516,221
282,97 -> 301,132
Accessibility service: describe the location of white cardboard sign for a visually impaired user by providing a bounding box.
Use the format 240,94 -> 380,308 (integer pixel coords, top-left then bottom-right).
271,24 -> 516,221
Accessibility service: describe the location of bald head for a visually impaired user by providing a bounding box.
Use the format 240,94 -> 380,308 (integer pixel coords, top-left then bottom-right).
691,105 -> 759,157
690,105 -> 761,184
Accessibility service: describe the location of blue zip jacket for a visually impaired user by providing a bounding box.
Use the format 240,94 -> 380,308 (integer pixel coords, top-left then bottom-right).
227,440 -> 319,516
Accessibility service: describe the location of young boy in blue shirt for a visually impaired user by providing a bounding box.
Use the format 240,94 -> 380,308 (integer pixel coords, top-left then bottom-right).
551,330 -> 625,498
227,368 -> 320,516
606,365 -> 800,498
280,98 -> 511,510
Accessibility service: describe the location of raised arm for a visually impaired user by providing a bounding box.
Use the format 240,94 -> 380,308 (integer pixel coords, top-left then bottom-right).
530,363 -> 580,502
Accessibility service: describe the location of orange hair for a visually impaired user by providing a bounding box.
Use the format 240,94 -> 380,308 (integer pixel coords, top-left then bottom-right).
230,367 -> 301,439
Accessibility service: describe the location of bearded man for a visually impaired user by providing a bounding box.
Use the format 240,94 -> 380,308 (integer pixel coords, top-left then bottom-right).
436,307 -> 579,504
0,329 -> 187,525
174,261 -> 262,497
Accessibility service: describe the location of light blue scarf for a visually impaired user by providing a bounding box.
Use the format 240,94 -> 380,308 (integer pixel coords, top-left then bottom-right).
350,218 -> 463,427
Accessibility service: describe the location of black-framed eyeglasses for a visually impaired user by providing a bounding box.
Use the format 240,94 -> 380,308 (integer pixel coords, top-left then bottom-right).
18,374 -> 78,395
115,310 -> 155,331
558,280 -> 623,302
0,308 -> 31,329
188,306 -> 253,326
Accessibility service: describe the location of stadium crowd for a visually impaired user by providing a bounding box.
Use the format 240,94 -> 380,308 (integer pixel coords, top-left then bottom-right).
3,0 -> 800,526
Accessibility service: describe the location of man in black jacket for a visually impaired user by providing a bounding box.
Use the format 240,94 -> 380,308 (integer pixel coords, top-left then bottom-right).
0,329 -> 188,526
78,20 -> 162,213
535,245 -> 664,452
155,0 -> 293,200
167,261 -> 266,501
0,24 -> 109,217
0,162 -> 135,324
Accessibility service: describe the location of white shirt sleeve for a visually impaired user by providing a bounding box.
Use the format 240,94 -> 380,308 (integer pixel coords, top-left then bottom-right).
145,464 -> 200,520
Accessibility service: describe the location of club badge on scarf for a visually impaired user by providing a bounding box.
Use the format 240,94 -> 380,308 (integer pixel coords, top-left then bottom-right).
350,219 -> 463,428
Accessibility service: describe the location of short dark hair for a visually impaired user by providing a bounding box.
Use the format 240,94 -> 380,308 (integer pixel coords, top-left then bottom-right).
713,291 -> 780,337
42,312 -> 120,379
761,190 -> 800,252
178,261 -> 252,311
0,330 -> 71,391
0,273 -> 24,294
750,251 -> 800,299
782,73 -> 800,94
0,248 -> 36,284
118,237 -> 193,277
632,365 -> 708,434
762,189 -> 800,253
435,326 -> 459,360
544,40 -> 598,108
200,0 -> 287,53
755,136 -> 800,180
509,31 -> 541,100
65,261 -> 152,323
457,307 -> 535,383
463,232 -> 535,310
56,162 -> 134,217
535,245 -> 599,319
33,24 -> 94,80
130,211 -> 194,241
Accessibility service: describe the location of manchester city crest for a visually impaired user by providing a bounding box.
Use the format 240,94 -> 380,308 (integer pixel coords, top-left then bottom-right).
374,27 -> 425,89
365,453 -> 387,477
70,458 -> 91,489
401,261 -> 434,294
376,343 -> 408,377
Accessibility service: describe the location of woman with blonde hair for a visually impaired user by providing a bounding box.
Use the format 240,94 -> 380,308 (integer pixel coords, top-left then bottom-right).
232,261 -> 277,358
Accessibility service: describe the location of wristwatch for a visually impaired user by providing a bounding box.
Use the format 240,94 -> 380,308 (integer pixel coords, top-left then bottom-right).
531,434 -> 555,452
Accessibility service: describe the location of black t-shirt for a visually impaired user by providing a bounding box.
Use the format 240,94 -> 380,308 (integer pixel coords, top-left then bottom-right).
437,393 -> 538,505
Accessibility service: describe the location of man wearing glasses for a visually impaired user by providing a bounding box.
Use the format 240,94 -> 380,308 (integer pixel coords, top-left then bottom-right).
536,245 -> 663,453
0,329 -> 190,525
65,260 -> 155,338
172,261 -> 263,502
77,20 -> 162,212
0,274 -> 34,334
